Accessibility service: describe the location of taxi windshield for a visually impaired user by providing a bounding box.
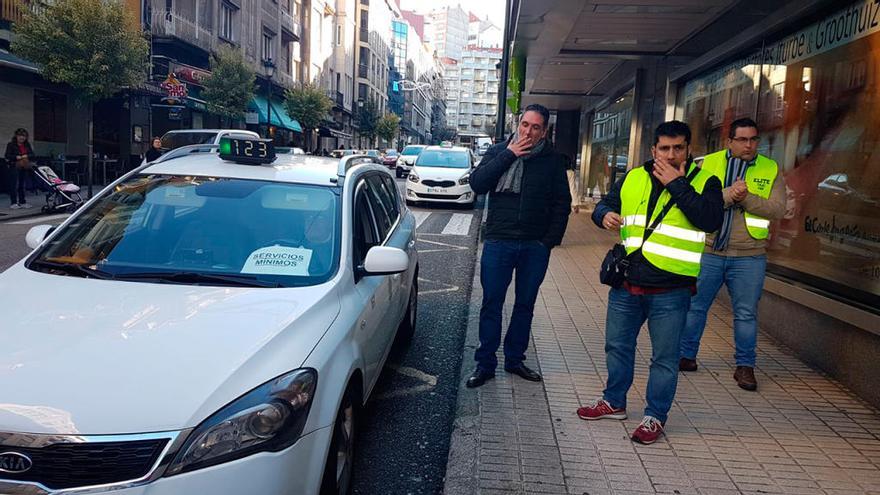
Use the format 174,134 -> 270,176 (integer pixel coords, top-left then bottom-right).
415,149 -> 470,168
28,175 -> 341,287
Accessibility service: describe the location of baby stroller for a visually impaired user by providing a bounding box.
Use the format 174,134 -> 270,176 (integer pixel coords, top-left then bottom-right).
33,165 -> 85,213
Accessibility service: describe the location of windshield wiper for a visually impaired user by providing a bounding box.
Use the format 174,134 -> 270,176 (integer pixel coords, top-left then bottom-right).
30,259 -> 114,279
115,271 -> 283,288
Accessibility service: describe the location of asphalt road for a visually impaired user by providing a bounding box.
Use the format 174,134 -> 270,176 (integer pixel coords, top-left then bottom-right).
350,179 -> 481,495
0,178 -> 482,495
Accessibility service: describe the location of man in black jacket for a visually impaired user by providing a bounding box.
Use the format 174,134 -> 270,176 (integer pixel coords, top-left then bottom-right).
465,104 -> 571,388
576,121 -> 723,445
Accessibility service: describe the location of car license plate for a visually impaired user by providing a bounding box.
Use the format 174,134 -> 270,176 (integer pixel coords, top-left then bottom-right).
427,187 -> 447,193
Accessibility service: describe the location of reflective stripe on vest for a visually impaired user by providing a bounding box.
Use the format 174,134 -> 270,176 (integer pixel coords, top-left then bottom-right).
700,150 -> 778,239
619,164 -> 713,277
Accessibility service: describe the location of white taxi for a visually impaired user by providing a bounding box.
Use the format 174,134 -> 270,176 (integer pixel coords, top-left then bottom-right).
0,136 -> 418,495
404,145 -> 475,208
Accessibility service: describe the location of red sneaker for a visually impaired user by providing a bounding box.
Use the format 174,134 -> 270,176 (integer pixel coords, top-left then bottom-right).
630,416 -> 664,444
576,399 -> 627,420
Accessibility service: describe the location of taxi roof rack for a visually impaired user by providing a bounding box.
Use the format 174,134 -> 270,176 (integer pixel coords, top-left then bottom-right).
152,144 -> 219,164
337,154 -> 382,177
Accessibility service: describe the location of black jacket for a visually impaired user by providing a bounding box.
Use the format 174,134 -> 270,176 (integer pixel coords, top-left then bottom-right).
4,140 -> 36,166
470,139 -> 571,247
592,160 -> 724,288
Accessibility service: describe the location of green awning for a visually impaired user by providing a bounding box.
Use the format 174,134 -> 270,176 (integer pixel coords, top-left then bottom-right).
250,96 -> 303,133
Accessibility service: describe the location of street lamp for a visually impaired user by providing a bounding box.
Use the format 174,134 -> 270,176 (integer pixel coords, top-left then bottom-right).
263,58 -> 276,139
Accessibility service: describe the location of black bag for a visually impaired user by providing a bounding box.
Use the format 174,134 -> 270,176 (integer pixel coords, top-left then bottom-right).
599,166 -> 699,288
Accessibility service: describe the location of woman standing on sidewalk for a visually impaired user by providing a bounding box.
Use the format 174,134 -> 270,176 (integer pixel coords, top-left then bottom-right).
5,128 -> 36,210
565,154 -> 581,213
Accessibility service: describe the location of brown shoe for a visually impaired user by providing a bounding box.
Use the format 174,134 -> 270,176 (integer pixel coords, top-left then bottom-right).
679,358 -> 697,372
734,366 -> 757,391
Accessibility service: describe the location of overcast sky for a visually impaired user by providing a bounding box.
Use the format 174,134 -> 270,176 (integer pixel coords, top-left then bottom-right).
399,0 -> 506,30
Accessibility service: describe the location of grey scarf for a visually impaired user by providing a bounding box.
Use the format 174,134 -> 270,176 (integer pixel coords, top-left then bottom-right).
495,138 -> 546,193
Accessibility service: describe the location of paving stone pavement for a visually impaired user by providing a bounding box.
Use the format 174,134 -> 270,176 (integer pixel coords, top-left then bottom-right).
445,211 -> 880,495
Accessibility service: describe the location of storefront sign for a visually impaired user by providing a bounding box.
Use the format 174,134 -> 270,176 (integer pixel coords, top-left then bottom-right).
246,111 -> 259,124
160,73 -> 188,104
170,63 -> 211,87
764,0 -> 880,66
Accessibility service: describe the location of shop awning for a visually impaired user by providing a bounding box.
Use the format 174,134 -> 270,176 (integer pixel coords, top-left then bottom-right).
250,96 -> 303,133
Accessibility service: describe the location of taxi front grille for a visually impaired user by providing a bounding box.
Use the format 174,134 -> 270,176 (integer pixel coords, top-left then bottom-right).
421,180 -> 456,188
0,439 -> 167,490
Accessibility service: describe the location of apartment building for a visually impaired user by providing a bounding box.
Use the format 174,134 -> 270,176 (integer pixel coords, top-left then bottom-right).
444,45 -> 500,142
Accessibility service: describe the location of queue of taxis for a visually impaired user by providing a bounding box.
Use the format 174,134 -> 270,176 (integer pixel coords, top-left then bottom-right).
0,135 -> 419,494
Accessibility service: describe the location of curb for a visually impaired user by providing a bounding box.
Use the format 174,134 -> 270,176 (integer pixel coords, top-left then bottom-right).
442,206 -> 487,495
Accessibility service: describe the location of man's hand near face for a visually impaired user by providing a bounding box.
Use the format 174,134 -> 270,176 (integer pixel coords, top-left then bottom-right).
651,156 -> 685,186
507,135 -> 534,157
729,179 -> 748,202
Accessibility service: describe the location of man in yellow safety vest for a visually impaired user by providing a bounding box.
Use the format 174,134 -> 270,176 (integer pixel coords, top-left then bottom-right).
679,118 -> 786,391
576,121 -> 723,445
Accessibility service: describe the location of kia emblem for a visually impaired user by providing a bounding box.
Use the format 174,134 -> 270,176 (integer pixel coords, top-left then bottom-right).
0,452 -> 33,474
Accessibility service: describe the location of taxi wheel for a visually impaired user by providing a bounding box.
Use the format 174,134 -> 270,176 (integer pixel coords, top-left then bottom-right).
320,386 -> 356,495
397,276 -> 418,342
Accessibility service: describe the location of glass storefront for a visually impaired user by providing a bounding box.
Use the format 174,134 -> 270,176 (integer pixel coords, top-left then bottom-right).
680,0 -> 880,309
587,88 -> 634,198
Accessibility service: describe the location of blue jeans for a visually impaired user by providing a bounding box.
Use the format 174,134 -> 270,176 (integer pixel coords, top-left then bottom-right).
475,239 -> 551,372
603,287 -> 691,424
680,253 -> 767,367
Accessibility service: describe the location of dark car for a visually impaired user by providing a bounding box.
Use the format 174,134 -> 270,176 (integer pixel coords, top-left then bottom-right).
382,149 -> 399,168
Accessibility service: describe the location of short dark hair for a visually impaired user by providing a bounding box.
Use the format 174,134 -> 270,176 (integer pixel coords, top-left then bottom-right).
728,118 -> 759,139
522,103 -> 550,128
653,120 -> 691,145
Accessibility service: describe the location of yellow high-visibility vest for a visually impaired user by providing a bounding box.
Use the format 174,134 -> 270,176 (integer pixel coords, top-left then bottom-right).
700,150 -> 778,239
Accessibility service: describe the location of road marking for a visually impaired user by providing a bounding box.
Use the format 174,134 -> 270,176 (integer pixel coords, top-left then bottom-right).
417,277 -> 460,295
412,211 -> 431,228
441,213 -> 473,235
374,364 -> 438,400
416,238 -> 469,253
5,214 -> 70,225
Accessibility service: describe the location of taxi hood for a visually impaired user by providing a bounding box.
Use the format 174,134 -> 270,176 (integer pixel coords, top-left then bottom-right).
0,265 -> 340,435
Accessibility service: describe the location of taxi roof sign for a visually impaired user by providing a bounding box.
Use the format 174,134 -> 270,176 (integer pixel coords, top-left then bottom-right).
219,135 -> 277,165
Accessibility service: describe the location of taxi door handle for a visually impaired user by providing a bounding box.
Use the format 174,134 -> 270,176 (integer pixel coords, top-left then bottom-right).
360,320 -> 366,330
370,295 -> 375,308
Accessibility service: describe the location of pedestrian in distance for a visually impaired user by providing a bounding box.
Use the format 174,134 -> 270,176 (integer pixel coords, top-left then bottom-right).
465,103 -> 572,388
679,118 -> 786,391
144,137 -> 164,163
577,121 -> 723,445
5,128 -> 36,210
564,154 -> 581,214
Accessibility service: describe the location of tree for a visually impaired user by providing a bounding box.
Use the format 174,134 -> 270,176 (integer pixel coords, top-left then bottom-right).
12,0 -> 148,196
355,97 -> 380,147
201,46 -> 256,125
376,113 -> 401,146
285,84 -> 332,152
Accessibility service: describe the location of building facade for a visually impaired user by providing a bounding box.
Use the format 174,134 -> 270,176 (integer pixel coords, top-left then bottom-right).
427,5 -> 468,62
444,45 -> 500,143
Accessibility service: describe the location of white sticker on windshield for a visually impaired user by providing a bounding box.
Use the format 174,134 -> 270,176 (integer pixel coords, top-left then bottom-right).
241,246 -> 313,276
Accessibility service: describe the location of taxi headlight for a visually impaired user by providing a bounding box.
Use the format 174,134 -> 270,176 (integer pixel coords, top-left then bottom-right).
408,172 -> 419,183
459,174 -> 470,185
165,368 -> 317,475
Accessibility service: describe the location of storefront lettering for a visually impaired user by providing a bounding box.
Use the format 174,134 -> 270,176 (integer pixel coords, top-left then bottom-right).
804,215 -> 880,246
763,0 -> 880,66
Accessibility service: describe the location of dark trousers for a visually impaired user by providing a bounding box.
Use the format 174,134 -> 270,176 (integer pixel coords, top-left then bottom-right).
10,166 -> 28,205
474,239 -> 551,372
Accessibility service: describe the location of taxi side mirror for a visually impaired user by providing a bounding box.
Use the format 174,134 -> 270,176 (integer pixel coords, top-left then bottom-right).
26,224 -> 56,249
359,246 -> 409,276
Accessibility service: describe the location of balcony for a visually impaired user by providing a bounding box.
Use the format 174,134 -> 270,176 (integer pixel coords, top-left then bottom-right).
327,90 -> 344,109
1,0 -> 42,23
150,10 -> 214,52
280,10 -> 301,41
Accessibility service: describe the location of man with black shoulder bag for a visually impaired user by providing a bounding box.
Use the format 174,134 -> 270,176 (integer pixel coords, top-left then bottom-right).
577,121 -> 723,445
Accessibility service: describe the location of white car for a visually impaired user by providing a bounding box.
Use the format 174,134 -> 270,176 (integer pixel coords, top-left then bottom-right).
405,145 -> 475,207
394,145 -> 427,178
0,137 -> 418,494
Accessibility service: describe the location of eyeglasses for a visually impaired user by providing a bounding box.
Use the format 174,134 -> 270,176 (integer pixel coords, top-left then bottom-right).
731,136 -> 761,144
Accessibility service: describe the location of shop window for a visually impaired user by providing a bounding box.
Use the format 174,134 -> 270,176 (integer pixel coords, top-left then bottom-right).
33,90 -> 67,143
586,89 -> 633,198
679,8 -> 880,309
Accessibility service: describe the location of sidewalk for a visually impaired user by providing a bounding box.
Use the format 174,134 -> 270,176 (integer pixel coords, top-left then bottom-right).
445,211 -> 880,495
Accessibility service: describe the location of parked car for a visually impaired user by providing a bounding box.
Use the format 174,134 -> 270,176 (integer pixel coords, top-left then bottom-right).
382,149 -> 399,168
405,144 -> 475,208
364,149 -> 381,161
395,145 -> 427,178
276,146 -> 306,155
0,135 -> 418,494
